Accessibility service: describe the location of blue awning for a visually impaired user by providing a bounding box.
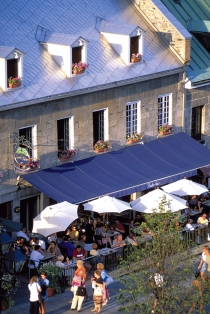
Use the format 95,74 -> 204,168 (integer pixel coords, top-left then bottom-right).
22,132 -> 210,204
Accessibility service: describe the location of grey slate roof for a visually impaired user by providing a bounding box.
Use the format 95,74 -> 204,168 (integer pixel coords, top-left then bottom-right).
0,0 -> 183,109
101,22 -> 140,35
0,46 -> 21,58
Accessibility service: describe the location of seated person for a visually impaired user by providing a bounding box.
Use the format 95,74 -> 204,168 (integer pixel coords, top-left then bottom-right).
194,200 -> 203,213
111,219 -> 125,234
184,218 -> 195,231
90,243 -> 102,264
55,255 -> 66,268
72,245 -> 91,273
59,236 -> 75,259
197,213 -> 208,227
189,195 -> 197,208
29,245 -> 44,268
69,225 -> 79,242
125,231 -> 138,246
140,227 -> 153,243
196,213 -> 210,243
34,237 -> 46,250
133,213 -> 145,226
111,234 -> 126,264
46,241 -> 61,262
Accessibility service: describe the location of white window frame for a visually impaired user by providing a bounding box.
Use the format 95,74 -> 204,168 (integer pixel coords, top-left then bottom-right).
19,125 -> 37,159
158,93 -> 172,127
126,101 -> 141,137
92,108 -> 109,141
57,116 -> 74,150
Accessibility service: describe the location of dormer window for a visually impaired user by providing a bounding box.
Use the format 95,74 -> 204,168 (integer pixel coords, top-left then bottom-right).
36,27 -> 88,77
0,46 -> 24,91
98,18 -> 144,66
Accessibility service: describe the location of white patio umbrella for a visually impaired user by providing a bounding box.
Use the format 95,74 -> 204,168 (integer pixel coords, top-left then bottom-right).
161,178 -> 208,196
130,189 -> 187,213
33,201 -> 78,237
84,195 -> 131,214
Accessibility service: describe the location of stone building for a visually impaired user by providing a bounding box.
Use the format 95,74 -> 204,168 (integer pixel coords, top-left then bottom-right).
0,0 -> 190,228
134,0 -> 210,146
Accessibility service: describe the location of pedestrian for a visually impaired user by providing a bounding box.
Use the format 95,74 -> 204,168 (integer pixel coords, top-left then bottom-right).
92,270 -> 103,313
198,245 -> 209,280
28,276 -> 41,314
74,260 -> 89,301
38,271 -> 49,314
149,270 -> 164,313
188,272 -> 203,313
97,263 -> 111,305
71,270 -> 86,312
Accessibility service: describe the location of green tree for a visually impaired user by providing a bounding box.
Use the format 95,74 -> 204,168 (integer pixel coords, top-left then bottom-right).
118,197 -> 207,314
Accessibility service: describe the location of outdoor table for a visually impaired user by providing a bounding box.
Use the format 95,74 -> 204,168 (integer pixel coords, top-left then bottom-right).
103,231 -> 119,238
42,252 -> 55,263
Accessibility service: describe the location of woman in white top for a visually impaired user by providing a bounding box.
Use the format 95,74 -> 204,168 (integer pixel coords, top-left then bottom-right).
198,245 -> 209,280
28,276 -> 41,314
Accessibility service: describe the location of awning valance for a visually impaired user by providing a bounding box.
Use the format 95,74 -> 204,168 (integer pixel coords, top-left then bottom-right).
22,132 -> 210,204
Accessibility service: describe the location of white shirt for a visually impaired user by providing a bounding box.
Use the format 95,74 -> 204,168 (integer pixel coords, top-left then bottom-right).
30,250 -> 44,268
154,273 -> 164,287
38,239 -> 46,250
28,282 -> 41,301
184,223 -> 194,231
202,251 -> 207,262
17,230 -> 29,241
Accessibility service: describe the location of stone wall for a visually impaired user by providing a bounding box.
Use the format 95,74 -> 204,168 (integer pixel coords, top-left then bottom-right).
0,72 -> 183,203
131,0 -> 191,63
185,84 -> 210,146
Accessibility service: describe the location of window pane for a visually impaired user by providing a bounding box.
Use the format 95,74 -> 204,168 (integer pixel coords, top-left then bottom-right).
158,95 -> 170,127
126,102 -> 138,138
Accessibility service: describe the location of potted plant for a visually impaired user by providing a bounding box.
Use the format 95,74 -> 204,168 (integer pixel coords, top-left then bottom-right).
158,124 -> 173,136
1,274 -> 21,310
58,148 -> 77,162
8,77 -> 21,88
38,263 -> 63,295
131,53 -> 142,63
127,132 -> 143,144
28,159 -> 40,169
72,61 -> 88,75
94,140 -> 113,153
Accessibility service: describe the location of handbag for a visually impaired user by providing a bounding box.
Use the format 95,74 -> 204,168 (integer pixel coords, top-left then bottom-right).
76,281 -> 86,297
76,286 -> 86,297
94,286 -> 103,296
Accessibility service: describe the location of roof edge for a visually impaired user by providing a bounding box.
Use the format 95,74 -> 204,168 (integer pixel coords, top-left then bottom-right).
0,65 -> 186,112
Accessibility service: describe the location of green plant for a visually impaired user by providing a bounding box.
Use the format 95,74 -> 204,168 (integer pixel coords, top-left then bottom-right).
94,140 -> 113,150
117,197 -> 208,314
1,274 -> 21,309
8,77 -> 21,84
38,263 -> 62,293
127,132 -> 143,141
158,124 -> 173,132
72,61 -> 88,72
59,148 -> 77,160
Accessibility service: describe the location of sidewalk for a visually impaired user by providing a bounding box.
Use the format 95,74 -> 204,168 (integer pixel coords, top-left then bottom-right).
5,242 -> 206,314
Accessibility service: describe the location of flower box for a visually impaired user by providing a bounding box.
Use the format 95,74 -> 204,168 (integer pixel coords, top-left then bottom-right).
59,149 -> 76,162
94,148 -> 105,153
72,61 -> 88,75
72,69 -> 85,75
93,140 -> 113,152
131,57 -> 141,63
9,82 -> 21,88
128,138 -> 140,144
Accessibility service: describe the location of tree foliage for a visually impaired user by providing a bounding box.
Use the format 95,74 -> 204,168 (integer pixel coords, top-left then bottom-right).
118,197 -> 208,314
